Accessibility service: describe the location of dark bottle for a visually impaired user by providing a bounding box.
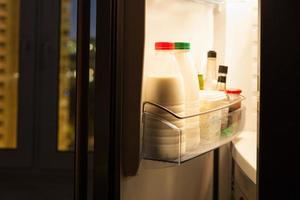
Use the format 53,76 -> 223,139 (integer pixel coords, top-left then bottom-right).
217,65 -> 228,91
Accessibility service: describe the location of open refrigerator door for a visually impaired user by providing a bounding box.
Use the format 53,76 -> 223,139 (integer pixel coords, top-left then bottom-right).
122,0 -> 259,199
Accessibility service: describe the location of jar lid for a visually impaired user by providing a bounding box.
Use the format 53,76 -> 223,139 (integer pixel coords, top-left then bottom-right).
226,88 -> 242,94
218,65 -> 228,74
155,42 -> 174,50
208,50 -> 217,58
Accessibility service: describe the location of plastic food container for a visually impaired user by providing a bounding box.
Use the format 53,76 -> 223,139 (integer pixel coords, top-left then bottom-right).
199,91 -> 228,141
226,89 -> 242,112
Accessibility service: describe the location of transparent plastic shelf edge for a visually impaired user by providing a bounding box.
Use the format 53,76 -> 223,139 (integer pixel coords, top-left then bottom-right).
142,95 -> 245,120
141,97 -> 245,166
142,112 -> 183,165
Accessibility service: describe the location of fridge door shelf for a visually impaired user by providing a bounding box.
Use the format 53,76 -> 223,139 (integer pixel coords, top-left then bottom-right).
142,95 -> 245,165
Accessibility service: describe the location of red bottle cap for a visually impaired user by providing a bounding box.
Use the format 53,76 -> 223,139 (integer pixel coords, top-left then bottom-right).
155,42 -> 174,50
226,89 -> 242,94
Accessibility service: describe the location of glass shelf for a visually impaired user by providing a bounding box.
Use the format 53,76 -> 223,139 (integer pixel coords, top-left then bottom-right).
141,96 -> 245,165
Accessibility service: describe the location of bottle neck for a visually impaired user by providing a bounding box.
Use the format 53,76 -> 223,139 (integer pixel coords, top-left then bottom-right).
206,58 -> 217,79
217,82 -> 226,91
174,49 -> 190,52
153,49 -> 180,77
218,72 -> 227,76
207,58 -> 216,65
174,49 -> 191,57
155,49 -> 173,53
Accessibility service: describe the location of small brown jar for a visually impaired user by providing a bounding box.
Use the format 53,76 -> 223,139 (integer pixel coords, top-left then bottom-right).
226,89 -> 242,112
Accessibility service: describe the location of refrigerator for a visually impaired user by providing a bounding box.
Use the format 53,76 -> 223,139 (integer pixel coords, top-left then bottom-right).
94,0 -> 299,200
94,0 -> 260,200
119,0 -> 259,200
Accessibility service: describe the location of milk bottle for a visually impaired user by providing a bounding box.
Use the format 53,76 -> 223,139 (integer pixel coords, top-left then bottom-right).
174,42 -> 201,151
143,42 -> 186,160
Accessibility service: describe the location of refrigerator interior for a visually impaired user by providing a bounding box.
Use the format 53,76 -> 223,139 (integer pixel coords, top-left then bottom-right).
122,0 -> 259,199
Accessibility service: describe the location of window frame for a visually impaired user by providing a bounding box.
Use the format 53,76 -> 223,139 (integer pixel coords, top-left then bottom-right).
37,0 -> 93,170
0,0 -> 36,167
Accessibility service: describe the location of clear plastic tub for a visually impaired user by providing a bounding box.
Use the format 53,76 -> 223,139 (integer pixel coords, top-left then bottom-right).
199,91 -> 228,141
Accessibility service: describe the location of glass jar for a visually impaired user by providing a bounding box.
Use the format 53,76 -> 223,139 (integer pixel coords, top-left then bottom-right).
226,89 -> 242,112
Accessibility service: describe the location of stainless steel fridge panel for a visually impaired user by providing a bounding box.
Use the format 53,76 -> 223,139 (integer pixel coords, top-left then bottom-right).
122,153 -> 213,200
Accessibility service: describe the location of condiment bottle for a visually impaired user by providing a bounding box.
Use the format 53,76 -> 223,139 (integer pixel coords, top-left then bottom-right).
205,50 -> 217,90
217,65 -> 228,91
198,73 -> 204,90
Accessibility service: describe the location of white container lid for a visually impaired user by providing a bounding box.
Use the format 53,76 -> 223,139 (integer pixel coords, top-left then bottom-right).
199,90 -> 227,102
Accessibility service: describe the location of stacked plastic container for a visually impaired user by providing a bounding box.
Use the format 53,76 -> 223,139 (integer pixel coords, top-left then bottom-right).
198,91 -> 228,141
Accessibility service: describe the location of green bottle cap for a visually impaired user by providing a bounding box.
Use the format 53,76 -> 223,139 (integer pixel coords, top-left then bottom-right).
174,42 -> 190,50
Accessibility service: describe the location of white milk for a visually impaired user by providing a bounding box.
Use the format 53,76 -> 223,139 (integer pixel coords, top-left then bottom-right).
175,49 -> 201,151
144,76 -> 186,160
144,76 -> 185,105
